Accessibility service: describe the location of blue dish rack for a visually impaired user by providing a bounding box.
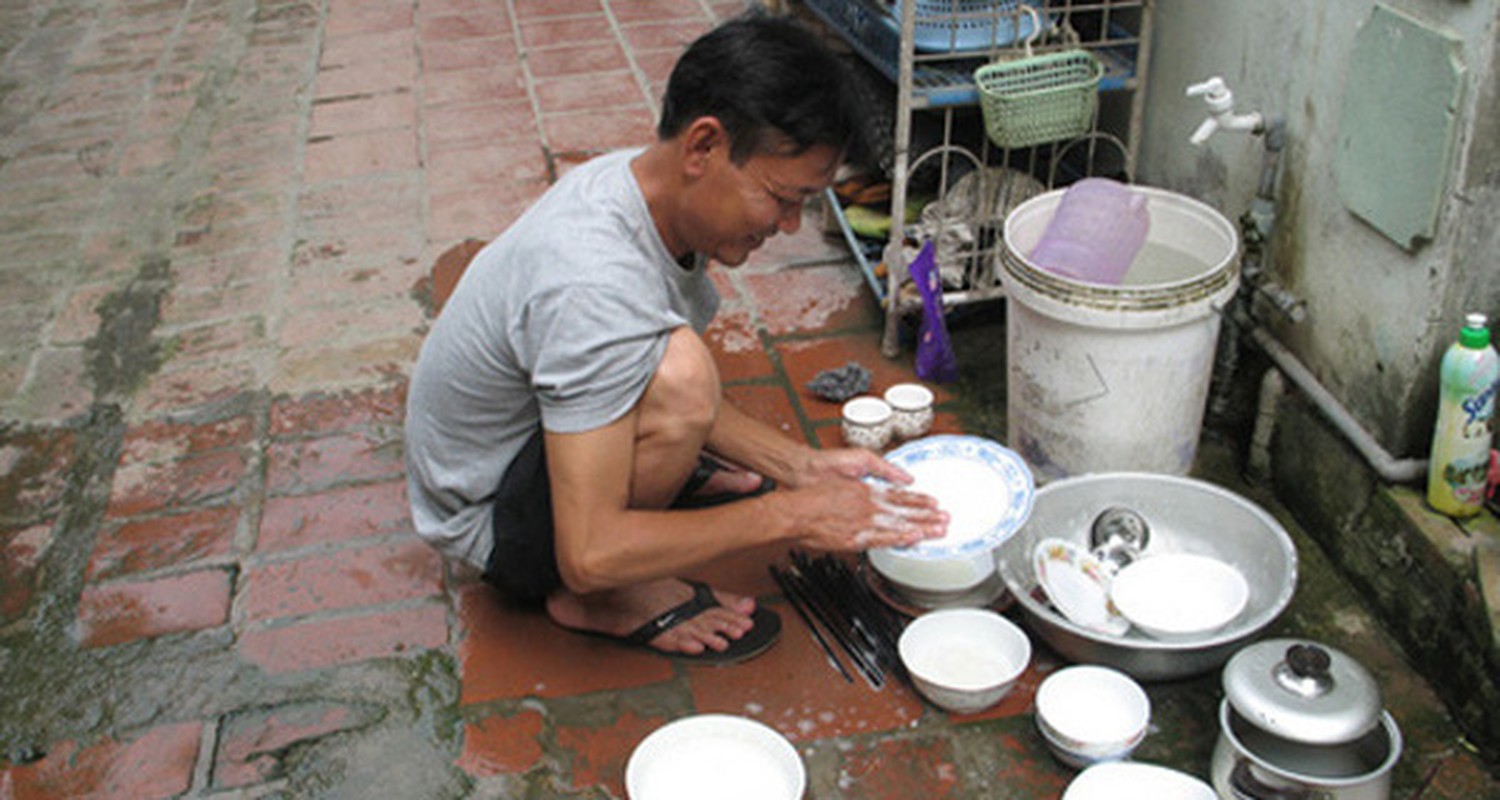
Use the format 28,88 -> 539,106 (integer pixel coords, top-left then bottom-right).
802,0 -> 1141,109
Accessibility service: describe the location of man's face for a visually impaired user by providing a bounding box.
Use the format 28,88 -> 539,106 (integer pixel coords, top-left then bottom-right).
689,143 -> 841,267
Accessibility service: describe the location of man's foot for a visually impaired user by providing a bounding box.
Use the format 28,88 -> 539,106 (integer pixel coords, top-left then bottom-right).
546,579 -> 779,662
672,456 -> 776,509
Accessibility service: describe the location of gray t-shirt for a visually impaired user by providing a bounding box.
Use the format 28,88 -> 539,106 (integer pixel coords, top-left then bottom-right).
404,149 -> 719,570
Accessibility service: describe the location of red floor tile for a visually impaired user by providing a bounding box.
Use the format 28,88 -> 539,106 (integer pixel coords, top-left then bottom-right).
420,11 -> 512,42
269,385 -> 407,438
611,0 -> 709,23
426,187 -> 537,243
618,20 -> 712,51
685,539 -> 785,602
239,602 -> 448,674
77,568 -> 233,648
309,90 -> 418,138
706,305 -> 776,382
512,0 -> 602,20
722,383 -> 804,444
135,362 -> 262,418
239,539 -> 442,623
426,140 -> 551,196
518,14 -> 614,49
458,708 -> 547,778
630,48 -> 684,90
541,106 -> 657,153
0,425 -> 79,519
324,0 -> 413,39
740,263 -> 880,337
532,70 -> 645,115
525,42 -> 630,80
87,505 -> 237,580
456,583 -> 674,705
0,722 -> 202,799
263,430 -> 406,496
417,35 -> 517,73
421,64 -> 528,108
774,335 -> 932,423
686,611 -> 926,743
106,447 -> 247,519
1,525 -> 52,623
303,128 -> 420,184
552,708 -> 668,798
257,479 -> 412,553
422,99 -> 537,152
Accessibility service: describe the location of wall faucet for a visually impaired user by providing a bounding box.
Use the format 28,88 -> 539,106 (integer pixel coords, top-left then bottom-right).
1186,77 -> 1265,145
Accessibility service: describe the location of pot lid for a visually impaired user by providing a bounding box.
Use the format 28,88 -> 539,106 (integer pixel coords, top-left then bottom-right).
1222,638 -> 1382,745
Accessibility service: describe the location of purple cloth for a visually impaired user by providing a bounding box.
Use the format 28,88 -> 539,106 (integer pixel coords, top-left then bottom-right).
908,241 -> 958,383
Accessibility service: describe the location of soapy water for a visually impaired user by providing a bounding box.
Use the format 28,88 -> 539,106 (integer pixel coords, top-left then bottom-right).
908,642 -> 1012,688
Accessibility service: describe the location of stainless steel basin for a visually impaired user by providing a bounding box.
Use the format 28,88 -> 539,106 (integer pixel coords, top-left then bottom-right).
996,472 -> 1298,681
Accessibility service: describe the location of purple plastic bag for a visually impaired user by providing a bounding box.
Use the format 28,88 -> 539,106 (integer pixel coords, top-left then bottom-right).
907,241 -> 958,383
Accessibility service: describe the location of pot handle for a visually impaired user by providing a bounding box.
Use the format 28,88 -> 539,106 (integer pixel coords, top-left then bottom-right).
1230,759 -> 1332,800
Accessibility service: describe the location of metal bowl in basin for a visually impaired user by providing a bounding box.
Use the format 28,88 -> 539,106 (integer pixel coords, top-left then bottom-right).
996,472 -> 1297,681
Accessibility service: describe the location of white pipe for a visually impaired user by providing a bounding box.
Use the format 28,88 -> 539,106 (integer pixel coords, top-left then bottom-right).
1247,324 -> 1427,484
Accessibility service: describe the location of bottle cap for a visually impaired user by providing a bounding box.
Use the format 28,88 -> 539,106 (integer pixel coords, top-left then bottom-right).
1460,313 -> 1491,349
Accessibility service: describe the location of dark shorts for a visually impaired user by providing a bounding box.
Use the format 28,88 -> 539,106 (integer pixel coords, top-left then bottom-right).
483,430 -> 563,604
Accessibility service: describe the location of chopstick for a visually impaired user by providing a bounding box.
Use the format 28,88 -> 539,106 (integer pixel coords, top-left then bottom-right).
773,551 -> 911,691
793,552 -> 908,685
786,560 -> 886,689
769,564 -> 854,683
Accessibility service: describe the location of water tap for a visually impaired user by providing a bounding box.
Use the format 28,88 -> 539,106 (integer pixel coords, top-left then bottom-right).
1186,77 -> 1265,145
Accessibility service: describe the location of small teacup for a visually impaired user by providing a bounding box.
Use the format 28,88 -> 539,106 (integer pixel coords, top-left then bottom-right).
842,396 -> 893,451
883,383 -> 935,440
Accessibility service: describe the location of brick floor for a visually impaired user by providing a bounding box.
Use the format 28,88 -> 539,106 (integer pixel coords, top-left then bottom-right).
0,1 -> 1494,797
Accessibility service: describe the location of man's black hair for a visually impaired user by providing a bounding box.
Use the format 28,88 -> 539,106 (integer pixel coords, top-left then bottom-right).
658,11 -> 865,163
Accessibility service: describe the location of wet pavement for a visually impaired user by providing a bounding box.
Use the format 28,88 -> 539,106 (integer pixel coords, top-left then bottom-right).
0,0 -> 1496,797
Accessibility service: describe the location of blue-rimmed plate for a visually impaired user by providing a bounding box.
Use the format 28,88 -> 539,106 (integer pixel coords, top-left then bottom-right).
877,435 -> 1035,560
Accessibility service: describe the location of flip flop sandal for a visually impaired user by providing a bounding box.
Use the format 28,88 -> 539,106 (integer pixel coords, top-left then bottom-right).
614,580 -> 782,665
671,456 -> 777,510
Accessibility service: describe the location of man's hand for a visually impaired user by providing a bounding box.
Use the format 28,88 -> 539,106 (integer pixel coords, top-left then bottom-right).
777,448 -> 948,552
783,445 -> 913,488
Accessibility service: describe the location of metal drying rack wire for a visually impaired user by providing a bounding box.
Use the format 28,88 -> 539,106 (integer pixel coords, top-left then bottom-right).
799,0 -> 1154,355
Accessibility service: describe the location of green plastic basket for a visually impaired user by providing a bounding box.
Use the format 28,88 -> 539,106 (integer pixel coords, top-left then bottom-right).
974,48 -> 1104,149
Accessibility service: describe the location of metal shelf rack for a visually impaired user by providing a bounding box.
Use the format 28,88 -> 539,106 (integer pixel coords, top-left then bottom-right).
800,0 -> 1154,355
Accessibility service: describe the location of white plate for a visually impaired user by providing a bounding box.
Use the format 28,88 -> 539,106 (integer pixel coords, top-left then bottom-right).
625,715 -> 804,800
876,435 -> 1035,560
1064,761 -> 1216,799
1033,538 -> 1129,636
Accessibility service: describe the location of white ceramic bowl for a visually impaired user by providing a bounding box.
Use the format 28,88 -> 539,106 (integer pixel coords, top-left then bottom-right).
883,382 -> 935,439
1036,665 -> 1150,768
841,395 -> 893,450
899,608 -> 1032,714
1063,761 -> 1216,799
1109,553 -> 1250,641
625,714 -> 804,800
868,545 -> 996,596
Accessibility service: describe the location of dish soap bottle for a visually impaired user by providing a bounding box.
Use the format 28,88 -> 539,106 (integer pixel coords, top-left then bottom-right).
1427,313 -> 1500,517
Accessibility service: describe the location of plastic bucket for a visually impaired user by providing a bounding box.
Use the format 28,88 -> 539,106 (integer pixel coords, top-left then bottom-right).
1000,186 -> 1240,482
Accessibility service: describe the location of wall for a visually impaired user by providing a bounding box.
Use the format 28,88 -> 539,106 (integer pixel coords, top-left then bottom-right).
1137,0 -> 1500,455
1135,0 -> 1500,763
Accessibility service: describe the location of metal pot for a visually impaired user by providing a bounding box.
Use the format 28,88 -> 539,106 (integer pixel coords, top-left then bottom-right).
1212,639 -> 1402,799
